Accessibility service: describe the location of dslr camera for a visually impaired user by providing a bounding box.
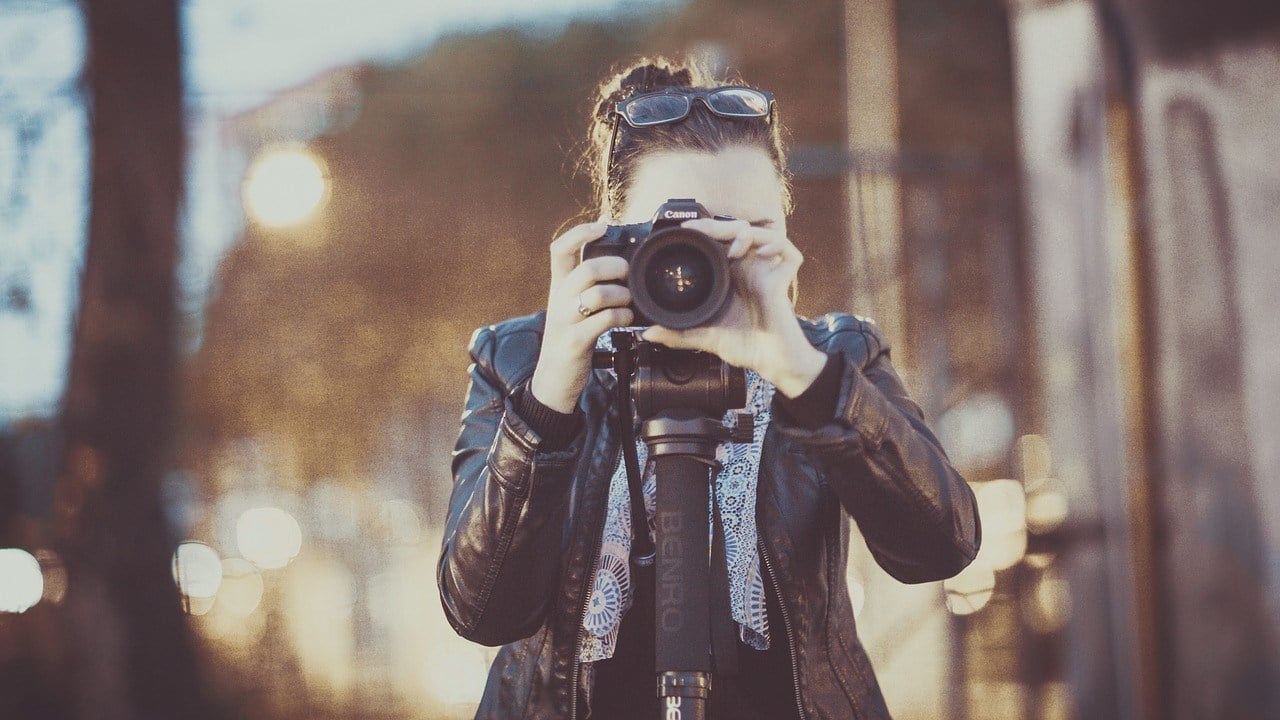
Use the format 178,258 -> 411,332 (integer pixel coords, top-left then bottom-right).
581,198 -> 732,329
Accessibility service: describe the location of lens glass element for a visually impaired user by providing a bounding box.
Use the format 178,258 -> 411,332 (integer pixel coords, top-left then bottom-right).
706,88 -> 770,116
624,94 -> 691,126
644,244 -> 714,313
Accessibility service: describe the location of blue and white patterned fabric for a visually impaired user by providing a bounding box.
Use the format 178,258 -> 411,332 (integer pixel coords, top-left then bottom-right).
579,329 -> 774,663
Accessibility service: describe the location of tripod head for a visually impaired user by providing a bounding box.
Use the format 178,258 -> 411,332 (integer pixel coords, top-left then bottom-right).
592,329 -> 754,562
593,329 -> 753,430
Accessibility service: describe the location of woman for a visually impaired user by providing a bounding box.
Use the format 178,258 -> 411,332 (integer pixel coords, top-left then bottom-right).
438,58 -> 981,720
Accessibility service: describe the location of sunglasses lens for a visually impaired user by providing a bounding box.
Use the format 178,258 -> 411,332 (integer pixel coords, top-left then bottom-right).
707,88 -> 770,117
624,94 -> 690,126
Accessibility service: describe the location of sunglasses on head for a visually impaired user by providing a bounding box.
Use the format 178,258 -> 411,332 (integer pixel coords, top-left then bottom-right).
605,86 -> 776,197
613,86 -> 776,127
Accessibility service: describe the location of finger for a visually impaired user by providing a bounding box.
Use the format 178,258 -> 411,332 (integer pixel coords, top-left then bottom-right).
726,227 -> 779,260
549,221 -> 608,281
563,256 -> 629,295
752,239 -> 795,259
681,217 -> 751,241
576,283 -> 632,315
574,307 -> 634,341
640,324 -> 714,352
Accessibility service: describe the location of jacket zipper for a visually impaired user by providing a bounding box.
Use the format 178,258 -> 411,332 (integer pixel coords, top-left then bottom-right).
569,447 -> 621,720
759,539 -> 808,720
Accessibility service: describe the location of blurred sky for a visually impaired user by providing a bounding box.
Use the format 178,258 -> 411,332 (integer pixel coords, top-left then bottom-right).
183,0 -> 675,113
0,0 -> 677,424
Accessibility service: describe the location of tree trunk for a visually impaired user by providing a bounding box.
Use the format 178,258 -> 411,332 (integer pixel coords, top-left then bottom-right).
55,2 -> 203,718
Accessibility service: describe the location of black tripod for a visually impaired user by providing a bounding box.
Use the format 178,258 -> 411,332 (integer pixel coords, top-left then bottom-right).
595,330 -> 754,720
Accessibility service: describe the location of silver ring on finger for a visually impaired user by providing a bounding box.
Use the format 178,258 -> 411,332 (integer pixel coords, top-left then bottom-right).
576,292 -> 593,318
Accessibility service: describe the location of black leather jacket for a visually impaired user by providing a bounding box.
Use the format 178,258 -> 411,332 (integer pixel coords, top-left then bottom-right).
439,310 -> 981,719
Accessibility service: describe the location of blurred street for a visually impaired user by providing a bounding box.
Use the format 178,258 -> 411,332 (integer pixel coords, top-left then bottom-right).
2,0 -> 1279,718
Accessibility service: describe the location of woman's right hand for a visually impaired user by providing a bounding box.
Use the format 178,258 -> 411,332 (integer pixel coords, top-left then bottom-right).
529,222 -> 634,414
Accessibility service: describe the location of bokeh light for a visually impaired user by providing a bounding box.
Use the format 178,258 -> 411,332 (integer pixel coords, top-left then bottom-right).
973,479 -> 1028,571
196,594 -> 269,647
367,570 -> 403,630
1018,434 -> 1052,480
1023,568 -> 1072,633
944,561 -> 996,616
217,558 -> 265,617
185,595 -> 217,616
308,480 -> 362,544
423,640 -> 489,706
937,392 -> 1015,470
283,554 -> 357,696
1026,488 -> 1069,534
172,541 -> 224,599
236,506 -> 303,569
0,548 -> 45,613
243,147 -> 329,228
1024,553 -> 1054,569
376,499 -> 423,546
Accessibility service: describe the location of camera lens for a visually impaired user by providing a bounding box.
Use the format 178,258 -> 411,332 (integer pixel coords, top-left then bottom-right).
629,228 -> 731,329
644,244 -> 714,312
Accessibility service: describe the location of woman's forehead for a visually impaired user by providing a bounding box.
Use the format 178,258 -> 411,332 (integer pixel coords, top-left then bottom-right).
619,146 -> 786,224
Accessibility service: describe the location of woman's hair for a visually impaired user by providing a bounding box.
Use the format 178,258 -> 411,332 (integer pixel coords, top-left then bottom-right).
586,56 -> 792,219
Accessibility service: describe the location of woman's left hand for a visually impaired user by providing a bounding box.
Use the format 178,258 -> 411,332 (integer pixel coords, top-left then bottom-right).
640,217 -> 828,398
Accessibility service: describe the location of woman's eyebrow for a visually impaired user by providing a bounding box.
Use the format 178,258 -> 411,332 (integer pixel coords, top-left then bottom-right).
748,219 -> 775,228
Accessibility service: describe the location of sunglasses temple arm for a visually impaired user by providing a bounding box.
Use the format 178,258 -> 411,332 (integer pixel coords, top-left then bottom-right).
605,115 -> 621,204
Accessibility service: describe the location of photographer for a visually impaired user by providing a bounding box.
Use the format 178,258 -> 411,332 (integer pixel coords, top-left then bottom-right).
438,57 -> 981,720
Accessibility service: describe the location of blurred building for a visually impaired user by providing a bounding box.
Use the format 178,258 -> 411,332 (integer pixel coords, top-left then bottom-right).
841,0 -> 1280,718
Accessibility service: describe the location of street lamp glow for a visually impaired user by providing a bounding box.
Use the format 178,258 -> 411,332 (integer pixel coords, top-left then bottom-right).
0,548 -> 44,613
243,147 -> 329,227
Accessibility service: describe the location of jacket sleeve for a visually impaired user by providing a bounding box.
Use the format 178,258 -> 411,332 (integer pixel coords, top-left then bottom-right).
773,318 -> 981,584
437,325 -> 586,646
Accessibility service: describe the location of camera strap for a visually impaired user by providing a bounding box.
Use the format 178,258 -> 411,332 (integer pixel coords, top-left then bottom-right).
612,330 -> 655,565
710,490 -> 740,675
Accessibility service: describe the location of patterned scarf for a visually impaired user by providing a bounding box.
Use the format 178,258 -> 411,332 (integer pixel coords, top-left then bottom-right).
579,329 -> 773,662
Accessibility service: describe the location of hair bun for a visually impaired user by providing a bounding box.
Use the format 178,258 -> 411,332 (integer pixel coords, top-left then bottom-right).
619,63 -> 694,94
595,58 -> 697,120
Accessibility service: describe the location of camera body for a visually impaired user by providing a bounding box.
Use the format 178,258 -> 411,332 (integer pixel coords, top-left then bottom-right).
581,198 -> 732,329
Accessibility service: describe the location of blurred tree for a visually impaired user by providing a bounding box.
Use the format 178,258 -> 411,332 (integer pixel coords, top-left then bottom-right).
54,1 -> 206,719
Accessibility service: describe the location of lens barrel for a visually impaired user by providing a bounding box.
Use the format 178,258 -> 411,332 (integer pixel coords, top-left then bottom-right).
628,227 -> 731,329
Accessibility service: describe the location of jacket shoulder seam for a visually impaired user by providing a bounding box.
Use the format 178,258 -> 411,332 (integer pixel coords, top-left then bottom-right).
485,315 -> 545,392
801,312 -> 877,354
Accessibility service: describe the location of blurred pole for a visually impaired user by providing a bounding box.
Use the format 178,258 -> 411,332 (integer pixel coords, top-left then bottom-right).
844,0 -> 907,358
844,3 -> 963,719
1090,10 -> 1170,708
1007,3 -> 1140,717
54,1 -> 203,719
